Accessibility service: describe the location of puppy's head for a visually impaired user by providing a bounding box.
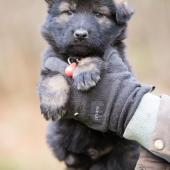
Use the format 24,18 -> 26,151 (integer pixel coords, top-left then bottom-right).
42,0 -> 134,57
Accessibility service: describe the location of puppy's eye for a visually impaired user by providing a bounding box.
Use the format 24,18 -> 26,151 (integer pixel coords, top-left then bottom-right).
63,10 -> 74,16
94,12 -> 104,18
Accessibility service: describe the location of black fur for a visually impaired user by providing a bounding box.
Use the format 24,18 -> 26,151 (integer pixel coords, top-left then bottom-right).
47,120 -> 139,170
39,0 -> 139,169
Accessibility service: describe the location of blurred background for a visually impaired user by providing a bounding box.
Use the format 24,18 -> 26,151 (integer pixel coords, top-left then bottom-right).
0,0 -> 169,169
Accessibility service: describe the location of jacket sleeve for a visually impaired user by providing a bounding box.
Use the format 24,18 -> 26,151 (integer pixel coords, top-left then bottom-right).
123,93 -> 170,163
135,147 -> 170,170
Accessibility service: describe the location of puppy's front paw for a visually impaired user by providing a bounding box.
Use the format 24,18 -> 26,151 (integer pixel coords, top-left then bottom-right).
73,57 -> 101,91
40,104 -> 66,121
87,148 -> 100,160
39,75 -> 69,121
74,71 -> 100,91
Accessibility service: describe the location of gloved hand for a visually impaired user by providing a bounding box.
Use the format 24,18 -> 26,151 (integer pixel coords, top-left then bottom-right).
44,47 -> 152,136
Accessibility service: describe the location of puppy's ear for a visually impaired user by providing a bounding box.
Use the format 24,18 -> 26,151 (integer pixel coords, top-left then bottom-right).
45,0 -> 54,6
115,1 -> 134,24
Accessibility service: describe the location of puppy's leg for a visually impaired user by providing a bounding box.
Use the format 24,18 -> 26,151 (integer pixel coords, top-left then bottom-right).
87,146 -> 113,160
39,72 -> 70,120
47,121 -> 68,160
39,48 -> 70,120
73,57 -> 102,91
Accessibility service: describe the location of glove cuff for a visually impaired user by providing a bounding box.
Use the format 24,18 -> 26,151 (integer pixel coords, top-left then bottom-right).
109,84 -> 154,136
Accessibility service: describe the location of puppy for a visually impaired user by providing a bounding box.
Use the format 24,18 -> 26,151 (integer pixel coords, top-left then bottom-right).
39,0 -> 139,169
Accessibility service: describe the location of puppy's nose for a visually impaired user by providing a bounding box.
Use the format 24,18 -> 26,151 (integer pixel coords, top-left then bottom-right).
73,29 -> 88,40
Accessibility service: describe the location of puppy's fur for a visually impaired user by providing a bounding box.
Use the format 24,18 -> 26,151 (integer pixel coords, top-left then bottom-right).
39,0 -> 139,169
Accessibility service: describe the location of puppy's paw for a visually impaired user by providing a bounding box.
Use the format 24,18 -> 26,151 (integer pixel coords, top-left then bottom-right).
40,104 -> 66,121
65,154 -> 77,166
39,75 -> 69,121
73,57 -> 101,91
74,71 -> 100,91
87,148 -> 100,160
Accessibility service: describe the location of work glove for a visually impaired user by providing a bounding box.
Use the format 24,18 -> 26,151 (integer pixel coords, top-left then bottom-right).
44,47 -> 153,136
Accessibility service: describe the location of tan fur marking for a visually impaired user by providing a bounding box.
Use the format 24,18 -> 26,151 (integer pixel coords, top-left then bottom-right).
47,75 -> 69,92
88,146 -> 113,160
59,1 -> 77,12
42,75 -> 69,108
99,146 -> 113,157
98,6 -> 111,16
70,1 -> 77,10
59,2 -> 70,12
97,16 -> 112,27
57,2 -> 76,24
73,64 -> 97,77
78,57 -> 98,66
73,58 -> 98,78
56,14 -> 69,24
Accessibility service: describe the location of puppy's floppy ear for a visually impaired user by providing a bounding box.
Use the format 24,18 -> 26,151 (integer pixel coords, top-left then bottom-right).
115,1 -> 134,24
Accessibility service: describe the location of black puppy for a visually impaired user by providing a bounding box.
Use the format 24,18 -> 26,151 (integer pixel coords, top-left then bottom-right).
39,0 -> 139,169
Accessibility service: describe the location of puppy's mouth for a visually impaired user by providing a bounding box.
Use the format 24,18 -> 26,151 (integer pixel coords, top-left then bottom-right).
67,44 -> 91,56
65,41 -> 104,57
71,44 -> 89,50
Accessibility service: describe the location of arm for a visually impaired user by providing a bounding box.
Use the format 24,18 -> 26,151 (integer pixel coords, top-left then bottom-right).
124,93 -> 170,163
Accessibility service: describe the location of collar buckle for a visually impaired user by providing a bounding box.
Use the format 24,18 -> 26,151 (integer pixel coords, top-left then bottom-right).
67,57 -> 80,65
